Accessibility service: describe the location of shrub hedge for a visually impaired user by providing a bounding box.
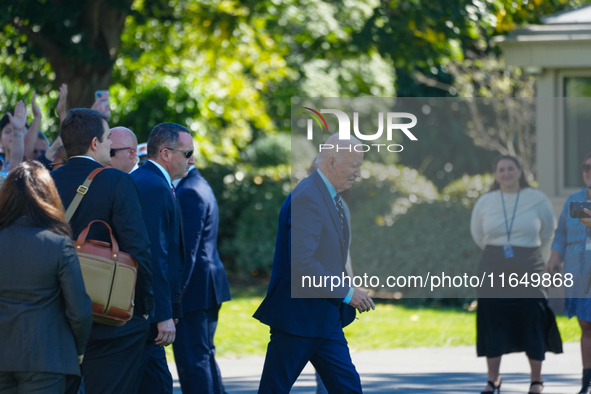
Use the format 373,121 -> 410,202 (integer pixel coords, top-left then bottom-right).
200,143 -> 496,292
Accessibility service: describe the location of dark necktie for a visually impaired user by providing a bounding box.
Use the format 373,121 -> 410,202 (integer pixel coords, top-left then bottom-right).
334,193 -> 347,244
171,185 -> 176,198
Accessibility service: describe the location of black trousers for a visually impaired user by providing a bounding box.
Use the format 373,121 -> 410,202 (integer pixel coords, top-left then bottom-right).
67,315 -> 150,394
0,372 -> 66,394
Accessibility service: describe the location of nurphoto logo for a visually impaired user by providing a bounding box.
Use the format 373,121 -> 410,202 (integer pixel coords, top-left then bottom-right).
303,107 -> 418,153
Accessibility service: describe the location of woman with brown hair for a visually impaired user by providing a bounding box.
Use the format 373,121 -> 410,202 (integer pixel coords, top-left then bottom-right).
471,155 -> 563,394
0,161 -> 93,393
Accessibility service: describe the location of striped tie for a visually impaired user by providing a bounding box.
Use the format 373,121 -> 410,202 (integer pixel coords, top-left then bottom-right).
334,193 -> 346,244
171,185 -> 176,198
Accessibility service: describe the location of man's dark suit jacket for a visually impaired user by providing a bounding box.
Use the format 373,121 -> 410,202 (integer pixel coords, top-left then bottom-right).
51,157 -> 153,321
132,161 -> 184,322
253,170 -> 355,338
176,168 -> 231,312
0,218 -> 93,376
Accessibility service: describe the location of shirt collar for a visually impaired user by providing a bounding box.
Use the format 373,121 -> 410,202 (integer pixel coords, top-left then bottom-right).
148,159 -> 172,188
316,168 -> 338,202
71,155 -> 96,162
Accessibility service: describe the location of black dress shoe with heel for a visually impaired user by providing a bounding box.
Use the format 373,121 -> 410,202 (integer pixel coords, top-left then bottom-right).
481,378 -> 501,394
528,381 -> 543,394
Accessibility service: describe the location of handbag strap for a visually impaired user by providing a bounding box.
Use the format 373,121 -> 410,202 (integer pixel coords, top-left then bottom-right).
65,167 -> 105,222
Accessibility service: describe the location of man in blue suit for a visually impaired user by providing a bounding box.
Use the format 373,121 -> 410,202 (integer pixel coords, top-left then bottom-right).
254,135 -> 375,393
51,109 -> 153,394
132,123 -> 195,394
173,166 -> 232,393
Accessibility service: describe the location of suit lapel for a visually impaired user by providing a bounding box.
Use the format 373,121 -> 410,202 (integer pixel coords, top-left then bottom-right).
310,172 -> 347,259
142,161 -> 169,183
142,161 -> 185,260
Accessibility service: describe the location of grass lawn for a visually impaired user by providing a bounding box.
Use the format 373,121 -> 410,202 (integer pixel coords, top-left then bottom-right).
166,296 -> 582,361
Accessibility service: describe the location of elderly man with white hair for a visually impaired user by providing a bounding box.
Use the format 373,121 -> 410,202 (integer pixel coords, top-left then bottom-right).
254,134 -> 374,393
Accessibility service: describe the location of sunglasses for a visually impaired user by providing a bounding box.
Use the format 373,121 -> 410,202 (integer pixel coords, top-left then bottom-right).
48,162 -> 66,170
110,147 -> 133,157
164,147 -> 193,159
583,164 -> 591,173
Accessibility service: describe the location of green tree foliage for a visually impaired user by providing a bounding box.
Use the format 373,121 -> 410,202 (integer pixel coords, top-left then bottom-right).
347,163 -> 482,299
3,0 -> 591,281
112,0 -> 295,162
4,0 -> 587,167
0,1 -> 133,108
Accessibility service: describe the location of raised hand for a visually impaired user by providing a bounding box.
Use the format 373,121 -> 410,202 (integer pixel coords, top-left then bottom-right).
56,84 -> 68,123
91,95 -> 111,119
31,91 -> 42,119
7,101 -> 27,132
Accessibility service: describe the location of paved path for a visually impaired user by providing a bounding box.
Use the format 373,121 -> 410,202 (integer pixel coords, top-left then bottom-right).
170,342 -> 582,393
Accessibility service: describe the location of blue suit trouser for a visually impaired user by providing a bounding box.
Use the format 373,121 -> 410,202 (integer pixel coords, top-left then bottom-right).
258,324 -> 362,394
173,305 -> 224,394
134,323 -> 173,394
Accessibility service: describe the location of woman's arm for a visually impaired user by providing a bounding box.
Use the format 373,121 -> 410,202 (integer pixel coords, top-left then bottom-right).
538,194 -> 556,262
546,199 -> 569,272
23,91 -> 41,159
470,196 -> 486,250
58,237 -> 93,358
6,101 -> 26,171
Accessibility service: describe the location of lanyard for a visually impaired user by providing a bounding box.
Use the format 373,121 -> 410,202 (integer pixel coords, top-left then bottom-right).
501,190 -> 520,244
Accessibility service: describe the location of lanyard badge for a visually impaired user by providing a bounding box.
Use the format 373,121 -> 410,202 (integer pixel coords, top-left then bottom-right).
501,190 -> 520,259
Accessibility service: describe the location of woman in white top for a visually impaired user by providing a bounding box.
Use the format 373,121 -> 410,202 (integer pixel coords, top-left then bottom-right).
470,155 -> 562,394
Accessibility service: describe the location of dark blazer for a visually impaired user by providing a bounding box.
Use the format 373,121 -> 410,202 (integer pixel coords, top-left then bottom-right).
176,168 -> 231,312
132,161 -> 184,322
253,170 -> 355,338
0,218 -> 93,376
51,157 -> 153,320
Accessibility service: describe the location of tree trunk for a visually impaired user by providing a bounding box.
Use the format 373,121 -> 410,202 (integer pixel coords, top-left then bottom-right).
11,0 -> 132,109
54,62 -> 114,110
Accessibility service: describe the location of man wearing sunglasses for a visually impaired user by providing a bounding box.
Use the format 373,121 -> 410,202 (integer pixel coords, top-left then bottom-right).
105,127 -> 138,174
131,123 -> 194,394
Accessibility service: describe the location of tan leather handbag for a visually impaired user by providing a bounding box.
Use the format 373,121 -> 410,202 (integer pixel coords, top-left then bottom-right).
74,220 -> 138,326
65,168 -> 138,326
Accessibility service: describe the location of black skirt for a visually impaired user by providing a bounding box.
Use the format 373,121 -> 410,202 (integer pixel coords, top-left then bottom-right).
476,246 -> 563,360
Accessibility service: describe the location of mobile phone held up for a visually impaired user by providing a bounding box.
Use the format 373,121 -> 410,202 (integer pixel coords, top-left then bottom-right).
570,202 -> 591,218
95,90 -> 109,103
